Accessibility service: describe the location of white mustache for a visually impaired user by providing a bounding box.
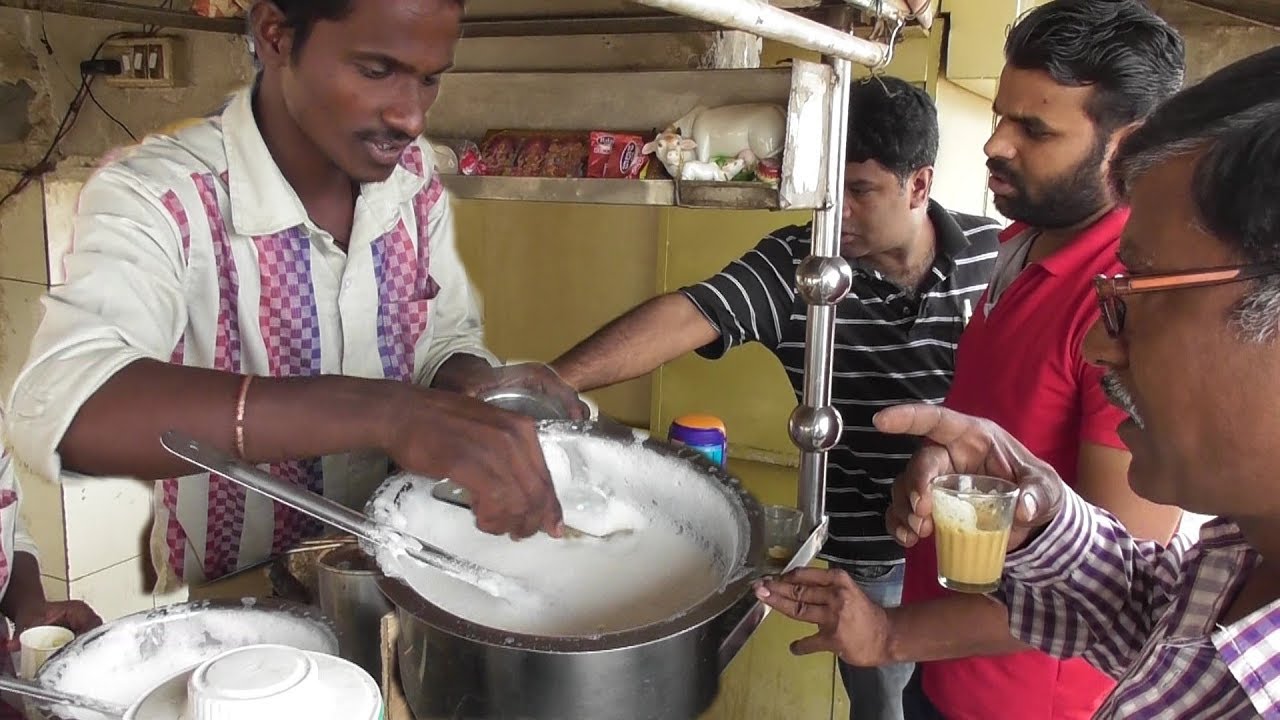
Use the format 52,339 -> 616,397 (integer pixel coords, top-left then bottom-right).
1102,373 -> 1144,428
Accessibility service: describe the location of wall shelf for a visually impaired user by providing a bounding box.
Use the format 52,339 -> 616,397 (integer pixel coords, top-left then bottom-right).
0,0 -> 858,37
441,176 -> 787,210
430,61 -> 834,209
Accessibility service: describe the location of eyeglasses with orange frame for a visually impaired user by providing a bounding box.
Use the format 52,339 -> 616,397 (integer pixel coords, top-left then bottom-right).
1093,263 -> 1280,337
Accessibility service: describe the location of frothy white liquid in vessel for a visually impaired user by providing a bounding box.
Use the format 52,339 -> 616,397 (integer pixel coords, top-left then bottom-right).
41,607 -> 332,720
375,432 -> 736,637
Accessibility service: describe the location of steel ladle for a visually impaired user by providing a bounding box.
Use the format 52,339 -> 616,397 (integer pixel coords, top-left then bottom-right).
0,674 -> 129,719
159,432 -> 531,600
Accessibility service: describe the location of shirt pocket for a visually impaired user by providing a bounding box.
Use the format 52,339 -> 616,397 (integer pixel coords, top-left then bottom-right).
376,299 -> 432,383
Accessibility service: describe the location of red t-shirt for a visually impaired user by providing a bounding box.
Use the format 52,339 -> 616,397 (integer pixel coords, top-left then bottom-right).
903,208 -> 1132,719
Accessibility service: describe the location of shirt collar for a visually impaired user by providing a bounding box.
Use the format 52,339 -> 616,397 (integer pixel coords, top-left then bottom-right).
221,84 -> 430,238
998,206 -> 1131,277
928,200 -> 974,262
846,200 -> 974,282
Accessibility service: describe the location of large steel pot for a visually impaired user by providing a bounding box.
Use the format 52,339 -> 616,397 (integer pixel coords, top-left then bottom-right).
366,419 -> 765,720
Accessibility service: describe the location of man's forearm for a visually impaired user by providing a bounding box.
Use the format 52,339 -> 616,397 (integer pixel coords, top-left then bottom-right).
883,593 -> 1029,664
0,553 -> 45,626
430,353 -> 495,392
552,293 -> 719,392
59,358 -> 405,480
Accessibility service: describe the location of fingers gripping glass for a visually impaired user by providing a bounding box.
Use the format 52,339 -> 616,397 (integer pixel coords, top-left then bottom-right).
1094,263 -> 1280,337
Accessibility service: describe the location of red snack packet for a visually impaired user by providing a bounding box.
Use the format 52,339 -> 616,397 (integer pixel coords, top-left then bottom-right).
588,132 -> 650,179
756,157 -> 781,187
480,133 -> 520,176
544,136 -> 589,178
454,141 -> 483,176
513,136 -> 550,177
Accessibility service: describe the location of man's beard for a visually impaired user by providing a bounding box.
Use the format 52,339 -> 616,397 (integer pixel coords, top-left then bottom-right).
988,135 -> 1110,229
1102,373 -> 1144,429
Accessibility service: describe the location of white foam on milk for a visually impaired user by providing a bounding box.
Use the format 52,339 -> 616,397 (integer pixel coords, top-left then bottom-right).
932,490 -> 980,530
374,432 -> 735,637
42,607 -> 331,720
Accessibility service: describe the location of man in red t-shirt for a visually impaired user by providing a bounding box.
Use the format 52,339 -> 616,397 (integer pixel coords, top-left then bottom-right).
754,2 -> 1188,718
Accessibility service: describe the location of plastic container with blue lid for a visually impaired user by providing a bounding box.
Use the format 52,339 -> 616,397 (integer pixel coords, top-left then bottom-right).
668,414 -> 727,467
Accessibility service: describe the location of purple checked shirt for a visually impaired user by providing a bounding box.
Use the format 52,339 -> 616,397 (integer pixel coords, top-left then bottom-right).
998,487 -> 1279,719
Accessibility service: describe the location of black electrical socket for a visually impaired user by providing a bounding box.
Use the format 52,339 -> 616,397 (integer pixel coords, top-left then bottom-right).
80,58 -> 123,76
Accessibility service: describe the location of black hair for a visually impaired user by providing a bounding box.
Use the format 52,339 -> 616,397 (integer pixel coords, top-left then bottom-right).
1115,47 -> 1280,265
846,76 -> 939,182
1005,0 -> 1186,132
1113,47 -> 1280,339
265,0 -> 464,57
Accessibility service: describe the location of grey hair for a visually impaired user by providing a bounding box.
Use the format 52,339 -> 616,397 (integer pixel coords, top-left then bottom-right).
1112,47 -> 1280,343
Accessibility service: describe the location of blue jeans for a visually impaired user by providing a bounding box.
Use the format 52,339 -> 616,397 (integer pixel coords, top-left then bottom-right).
836,563 -> 914,720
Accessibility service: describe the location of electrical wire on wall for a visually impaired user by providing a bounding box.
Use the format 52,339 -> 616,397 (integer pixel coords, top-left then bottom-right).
0,22 -> 147,211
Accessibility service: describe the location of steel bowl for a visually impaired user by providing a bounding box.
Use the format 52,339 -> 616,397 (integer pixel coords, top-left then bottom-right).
34,598 -> 338,720
367,418 -> 765,720
477,387 -> 571,420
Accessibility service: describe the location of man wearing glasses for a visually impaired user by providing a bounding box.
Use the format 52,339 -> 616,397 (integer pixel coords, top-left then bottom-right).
751,2 -> 1187,719
869,44 -> 1280,718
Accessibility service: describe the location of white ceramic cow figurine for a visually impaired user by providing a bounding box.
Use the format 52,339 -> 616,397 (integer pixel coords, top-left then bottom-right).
675,154 -> 750,182
641,130 -> 698,179
674,103 -> 786,163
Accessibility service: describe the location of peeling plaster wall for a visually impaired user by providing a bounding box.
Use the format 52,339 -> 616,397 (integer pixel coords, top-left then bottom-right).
1175,22 -> 1280,85
0,8 -> 255,171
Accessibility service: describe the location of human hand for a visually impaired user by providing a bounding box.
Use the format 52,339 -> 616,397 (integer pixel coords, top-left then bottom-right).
13,600 -> 102,638
384,386 -> 565,539
754,568 -> 894,666
449,362 -> 589,421
874,404 -> 1064,551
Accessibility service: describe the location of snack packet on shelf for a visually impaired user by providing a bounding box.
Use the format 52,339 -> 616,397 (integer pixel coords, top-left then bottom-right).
479,131 -> 590,177
427,139 -> 484,175
191,0 -> 249,17
587,132 -> 650,179
755,158 -> 781,188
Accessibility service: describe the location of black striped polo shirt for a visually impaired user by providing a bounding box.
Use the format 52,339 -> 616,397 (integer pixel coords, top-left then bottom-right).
680,200 -> 1001,568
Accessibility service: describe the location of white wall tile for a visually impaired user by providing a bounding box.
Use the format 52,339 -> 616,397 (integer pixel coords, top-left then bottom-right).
68,556 -> 153,623
0,277 -> 46,401
62,476 -> 153,580
153,584 -> 189,610
18,470 -> 66,581
40,575 -> 68,602
42,173 -> 91,287
0,172 -> 47,285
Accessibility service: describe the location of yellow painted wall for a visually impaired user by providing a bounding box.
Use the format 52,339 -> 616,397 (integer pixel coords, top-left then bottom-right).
652,208 -> 809,462
454,202 -> 840,717
452,200 -> 661,428
933,78 -> 998,217
451,29 -> 998,720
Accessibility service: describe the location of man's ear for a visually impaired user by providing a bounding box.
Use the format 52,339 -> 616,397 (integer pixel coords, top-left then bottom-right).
249,1 -> 295,69
1102,122 -> 1142,198
907,166 -> 933,210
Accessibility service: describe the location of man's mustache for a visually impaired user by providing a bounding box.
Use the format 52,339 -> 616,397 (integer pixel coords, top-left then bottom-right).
1102,373 -> 1144,428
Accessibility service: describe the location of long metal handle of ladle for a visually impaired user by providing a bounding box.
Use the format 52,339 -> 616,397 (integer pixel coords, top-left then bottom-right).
0,675 -> 130,718
161,432 -> 389,543
159,431 -> 525,597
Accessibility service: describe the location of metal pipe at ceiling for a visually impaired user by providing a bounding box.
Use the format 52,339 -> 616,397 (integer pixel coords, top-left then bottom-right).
630,0 -> 889,68
790,56 -> 854,532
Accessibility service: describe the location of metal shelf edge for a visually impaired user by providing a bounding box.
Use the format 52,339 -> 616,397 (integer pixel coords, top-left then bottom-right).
439,175 -> 806,210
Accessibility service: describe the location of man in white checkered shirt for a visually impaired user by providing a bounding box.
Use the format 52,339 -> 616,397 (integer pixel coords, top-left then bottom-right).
2,0 -> 583,589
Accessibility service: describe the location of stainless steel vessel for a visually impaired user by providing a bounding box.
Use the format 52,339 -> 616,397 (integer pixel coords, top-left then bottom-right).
368,419 -> 766,720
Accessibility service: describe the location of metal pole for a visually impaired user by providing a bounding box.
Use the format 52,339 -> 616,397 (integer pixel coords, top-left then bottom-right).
789,57 -> 854,531
630,0 -> 889,67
